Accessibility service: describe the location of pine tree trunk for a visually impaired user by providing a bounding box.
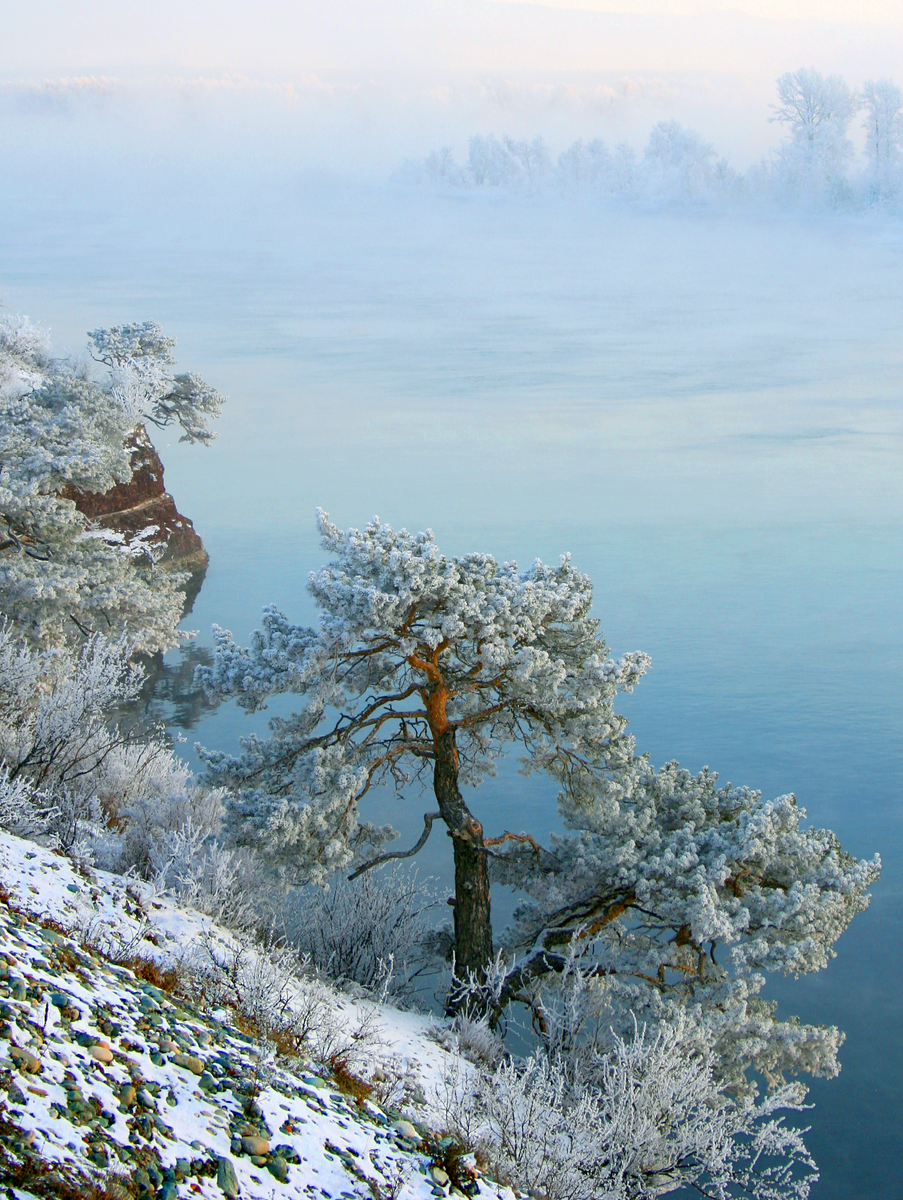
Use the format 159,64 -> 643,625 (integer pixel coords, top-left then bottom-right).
432,727 -> 493,993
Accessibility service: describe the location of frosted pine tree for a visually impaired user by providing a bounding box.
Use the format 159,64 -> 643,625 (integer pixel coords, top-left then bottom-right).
199,510 -> 649,985
199,511 -> 877,1060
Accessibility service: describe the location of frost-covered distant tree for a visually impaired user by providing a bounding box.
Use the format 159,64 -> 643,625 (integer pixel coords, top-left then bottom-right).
199,512 -> 877,1078
770,68 -> 859,202
861,78 -> 903,199
557,139 -> 614,192
424,146 -> 465,187
642,121 -> 722,203
0,315 -> 223,651
467,135 -> 552,190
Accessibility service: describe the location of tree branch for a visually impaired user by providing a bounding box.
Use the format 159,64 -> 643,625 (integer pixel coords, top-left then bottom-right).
348,810 -> 442,880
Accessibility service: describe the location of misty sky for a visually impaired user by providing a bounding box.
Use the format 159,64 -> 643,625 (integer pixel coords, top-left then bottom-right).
6,1 -> 903,75
5,1 -> 903,173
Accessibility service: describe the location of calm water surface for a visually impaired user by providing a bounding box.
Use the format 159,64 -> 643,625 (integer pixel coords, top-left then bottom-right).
3,180 -> 902,1197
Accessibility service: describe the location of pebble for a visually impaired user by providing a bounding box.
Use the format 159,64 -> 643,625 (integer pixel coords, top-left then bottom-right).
267,1155 -> 289,1182
392,1119 -> 421,1144
217,1156 -> 241,1198
241,1135 -> 271,1155
173,1052 -> 205,1075
88,1044 -> 114,1064
9,1044 -> 41,1073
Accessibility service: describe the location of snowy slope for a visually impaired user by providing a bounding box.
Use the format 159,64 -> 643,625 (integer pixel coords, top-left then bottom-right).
0,832 -> 511,1200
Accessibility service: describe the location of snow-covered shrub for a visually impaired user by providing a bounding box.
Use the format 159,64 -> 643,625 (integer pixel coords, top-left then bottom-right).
96,741 -> 227,878
0,624 -> 143,796
438,1022 -> 816,1200
149,833 -> 260,931
186,929 -> 386,1072
0,625 -> 146,859
277,866 -> 438,999
430,1013 -> 505,1070
0,767 -> 53,840
0,623 -> 228,875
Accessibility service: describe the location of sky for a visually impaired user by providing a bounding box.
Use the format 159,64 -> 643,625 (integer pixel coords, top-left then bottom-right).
4,0 -> 903,74
4,1 -> 903,173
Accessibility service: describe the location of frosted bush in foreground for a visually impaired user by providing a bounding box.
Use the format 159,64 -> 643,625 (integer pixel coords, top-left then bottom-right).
438,1023 -> 816,1200
0,624 -> 143,793
0,624 -> 228,874
185,928 -> 388,1072
0,767 -> 52,840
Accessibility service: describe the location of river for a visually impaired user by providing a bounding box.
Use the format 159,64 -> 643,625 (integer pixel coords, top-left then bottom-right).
3,177 -> 902,1197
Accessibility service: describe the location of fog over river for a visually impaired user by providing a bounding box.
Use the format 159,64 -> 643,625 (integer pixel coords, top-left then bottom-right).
3,169 -> 903,1195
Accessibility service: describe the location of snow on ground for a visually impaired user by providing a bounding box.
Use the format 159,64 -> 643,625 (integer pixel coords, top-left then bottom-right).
0,831 -> 511,1200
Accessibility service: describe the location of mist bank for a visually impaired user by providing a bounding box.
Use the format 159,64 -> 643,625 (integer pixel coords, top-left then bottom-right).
5,65 -> 903,219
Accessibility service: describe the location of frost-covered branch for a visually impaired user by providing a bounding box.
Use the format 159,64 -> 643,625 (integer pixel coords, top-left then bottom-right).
348,810 -> 442,879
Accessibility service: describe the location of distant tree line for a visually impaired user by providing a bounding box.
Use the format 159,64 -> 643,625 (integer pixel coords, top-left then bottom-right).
400,68 -> 903,211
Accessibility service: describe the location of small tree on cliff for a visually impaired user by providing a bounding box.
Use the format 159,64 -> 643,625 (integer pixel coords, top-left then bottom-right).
198,510 -> 649,982
0,314 -> 223,651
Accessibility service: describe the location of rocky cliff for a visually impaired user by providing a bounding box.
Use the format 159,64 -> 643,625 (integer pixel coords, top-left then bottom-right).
63,426 -> 208,608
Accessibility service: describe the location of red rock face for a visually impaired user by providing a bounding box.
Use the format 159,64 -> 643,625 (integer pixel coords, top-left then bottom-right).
63,426 -> 209,575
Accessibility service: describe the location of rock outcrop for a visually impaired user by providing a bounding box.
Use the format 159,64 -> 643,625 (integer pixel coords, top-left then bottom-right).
66,425 -> 208,573
62,426 -> 208,612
